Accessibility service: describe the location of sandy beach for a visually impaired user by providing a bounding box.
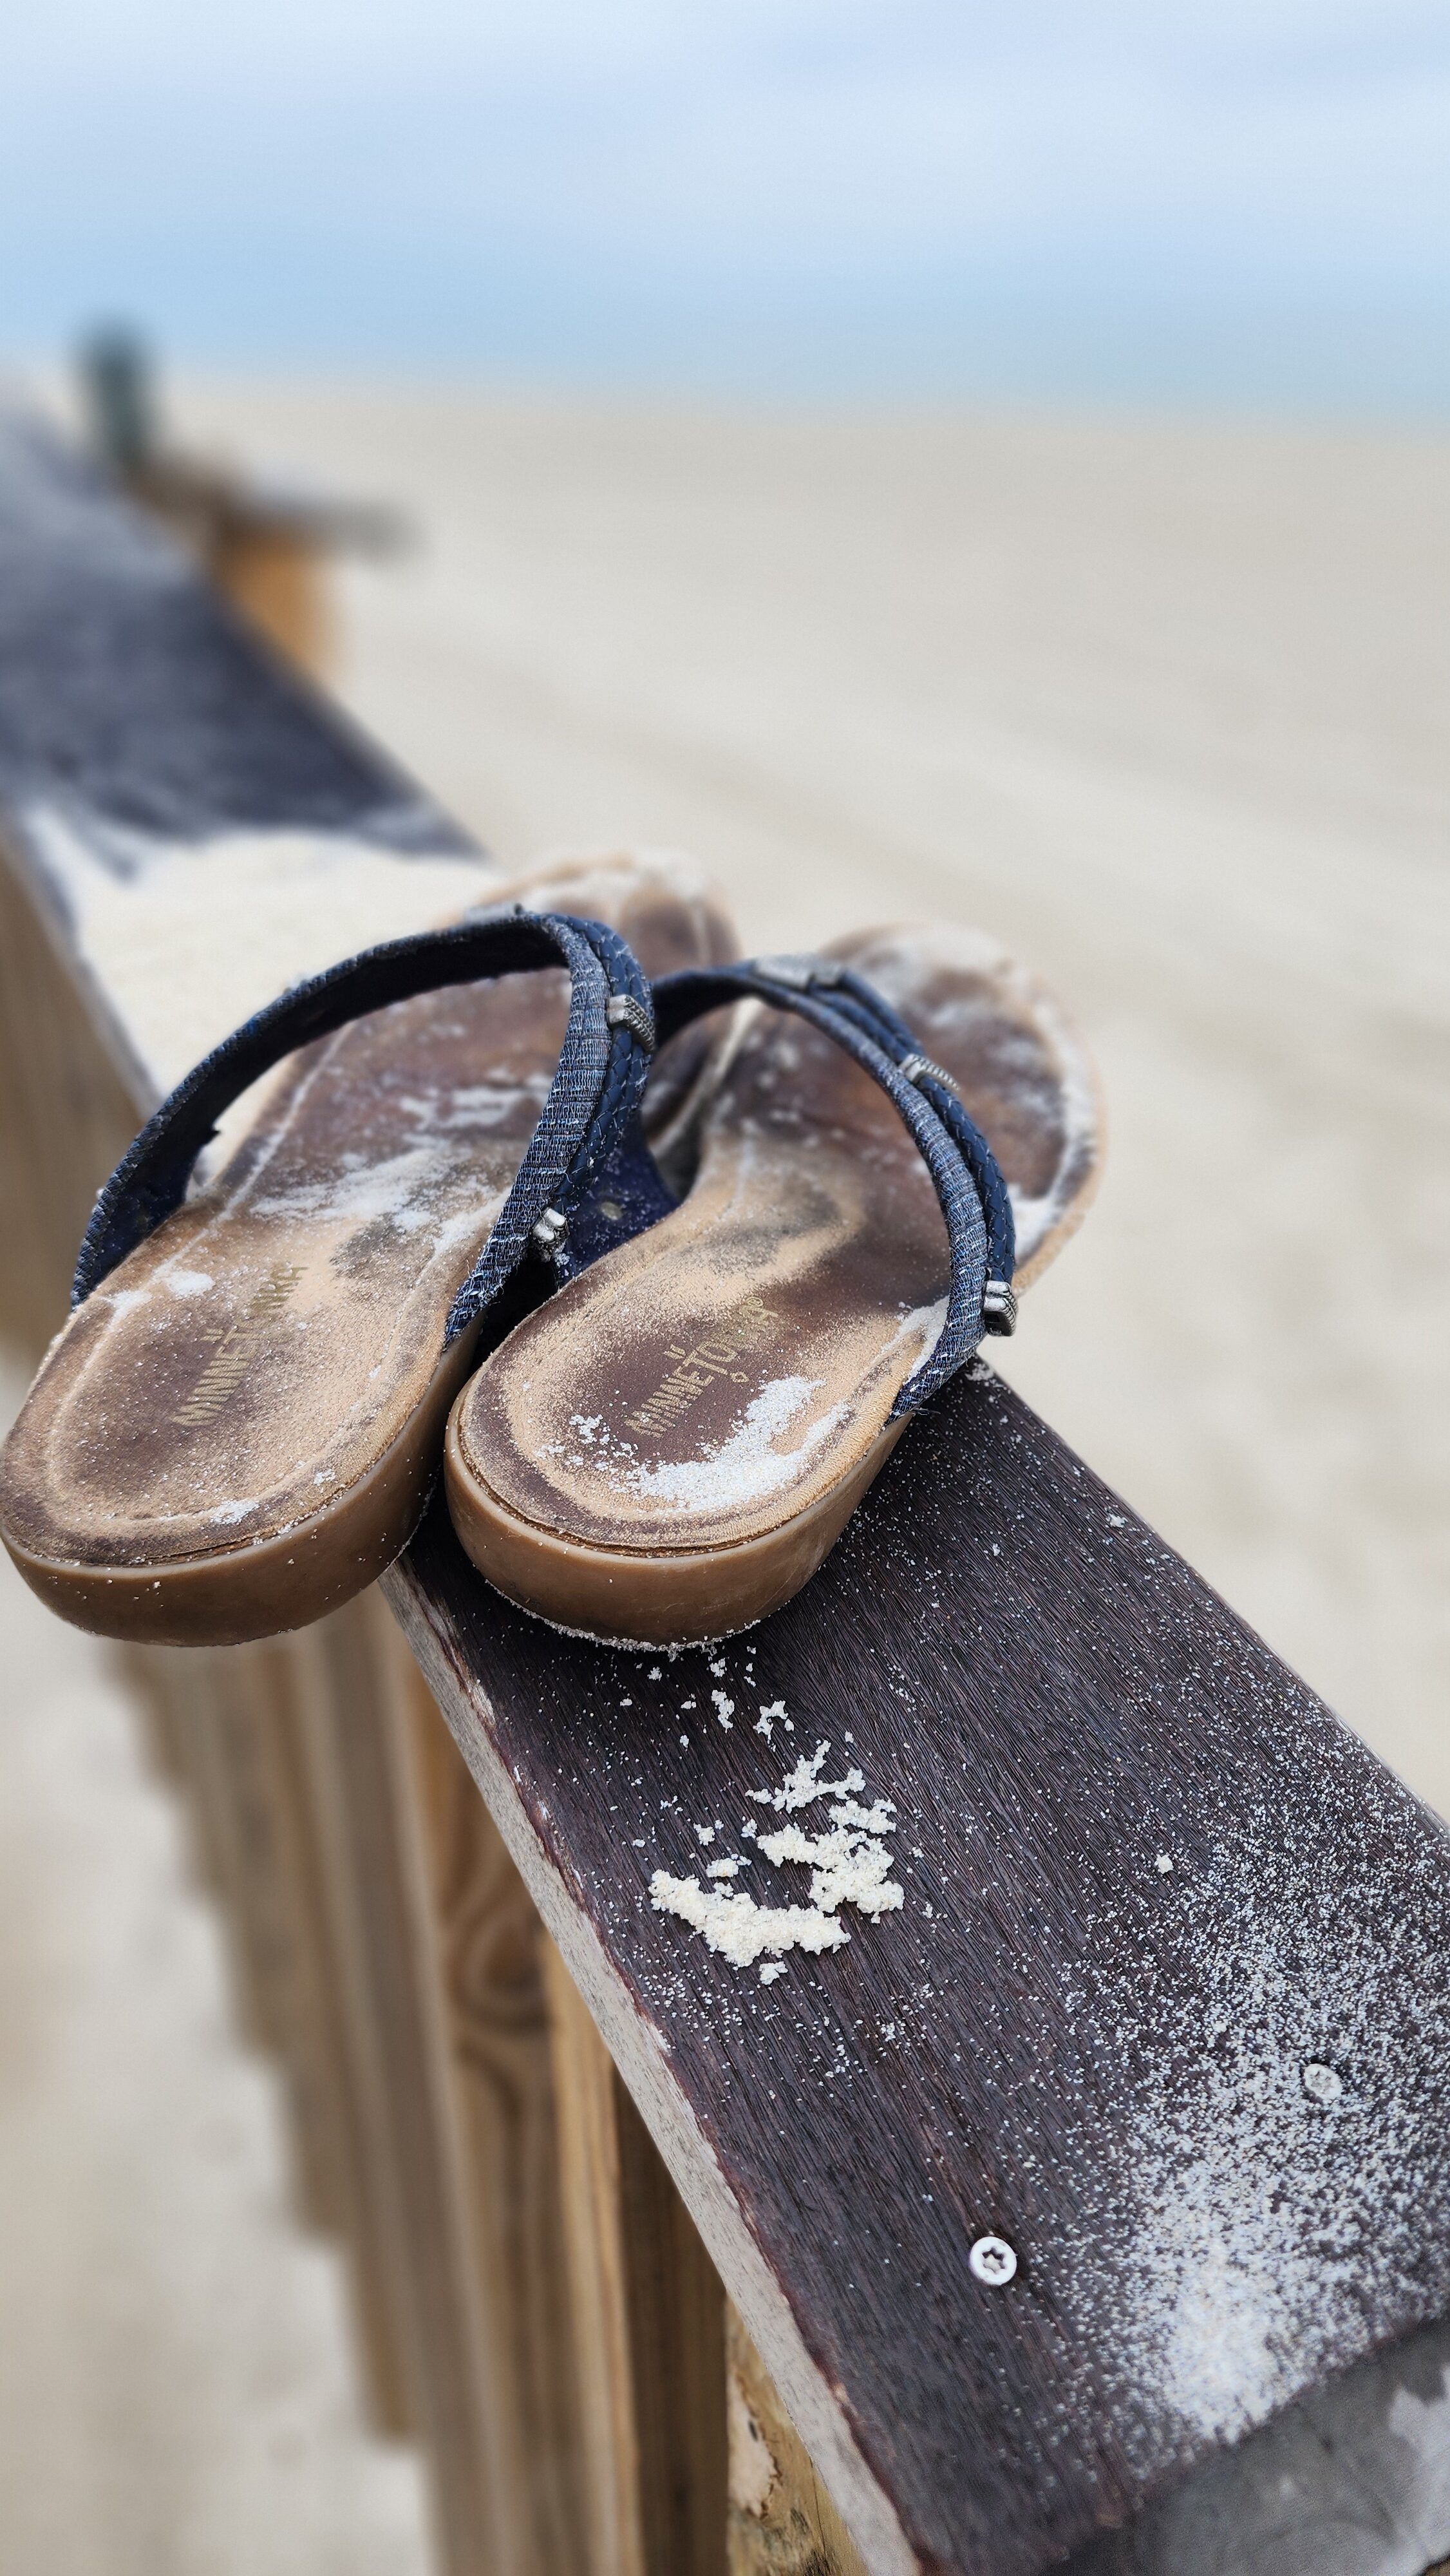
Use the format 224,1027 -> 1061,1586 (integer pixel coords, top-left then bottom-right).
3,382 -> 1447,2572
178,381 -> 1450,1806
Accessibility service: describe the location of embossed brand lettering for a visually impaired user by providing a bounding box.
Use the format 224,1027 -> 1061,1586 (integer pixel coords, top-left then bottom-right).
626,1293 -> 778,1438
171,1263 -> 303,1426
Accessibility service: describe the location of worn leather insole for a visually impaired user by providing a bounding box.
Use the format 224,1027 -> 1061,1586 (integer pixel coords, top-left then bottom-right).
0,851 -> 735,1643
446,923 -> 1101,1644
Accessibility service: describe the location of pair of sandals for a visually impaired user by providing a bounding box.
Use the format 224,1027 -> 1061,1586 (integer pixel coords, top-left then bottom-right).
0,853 -> 1099,1652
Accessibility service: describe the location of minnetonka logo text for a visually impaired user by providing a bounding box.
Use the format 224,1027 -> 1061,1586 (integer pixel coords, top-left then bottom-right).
171,1263 -> 304,1427
626,1293 -> 778,1439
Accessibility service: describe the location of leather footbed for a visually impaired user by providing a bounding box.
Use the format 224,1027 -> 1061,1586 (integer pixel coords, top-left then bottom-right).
0,852 -> 735,1644
445,923 -> 1102,1645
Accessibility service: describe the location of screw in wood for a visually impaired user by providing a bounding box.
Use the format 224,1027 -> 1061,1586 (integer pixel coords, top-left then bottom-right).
1301,2061 -> 1344,2104
969,2234 -> 1018,2287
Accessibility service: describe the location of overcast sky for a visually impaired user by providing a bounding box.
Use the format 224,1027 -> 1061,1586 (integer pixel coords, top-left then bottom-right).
3,0 -> 1448,404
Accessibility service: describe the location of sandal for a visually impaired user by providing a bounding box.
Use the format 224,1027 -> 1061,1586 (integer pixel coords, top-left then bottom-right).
0,857 -> 733,1646
444,923 -> 1100,1645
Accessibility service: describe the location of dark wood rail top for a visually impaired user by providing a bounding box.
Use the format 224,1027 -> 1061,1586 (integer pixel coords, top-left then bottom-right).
4,405 -> 1450,2576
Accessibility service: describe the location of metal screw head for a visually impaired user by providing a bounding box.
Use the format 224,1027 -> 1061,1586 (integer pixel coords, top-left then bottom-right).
969,2233 -> 1018,2287
1302,2061 -> 1343,2105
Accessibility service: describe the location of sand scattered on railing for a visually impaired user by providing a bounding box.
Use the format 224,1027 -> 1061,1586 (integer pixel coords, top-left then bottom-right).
650,1732 -> 904,1982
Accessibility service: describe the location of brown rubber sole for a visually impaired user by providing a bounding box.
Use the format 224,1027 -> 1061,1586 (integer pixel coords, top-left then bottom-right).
445,1403 -> 904,1647
6,1332 -> 476,1646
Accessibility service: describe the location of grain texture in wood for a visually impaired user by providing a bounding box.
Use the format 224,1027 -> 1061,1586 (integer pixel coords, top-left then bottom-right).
400,1651 -> 587,2571
727,2307 -> 869,2576
547,1947 -> 728,2576
547,1952 -> 651,2576
605,2067 -> 726,2576
390,1363 -> 1450,2576
288,1594 -> 530,2574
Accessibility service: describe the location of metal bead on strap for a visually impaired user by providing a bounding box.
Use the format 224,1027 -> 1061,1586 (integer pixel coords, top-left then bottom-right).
605,992 -> 656,1049
531,1208 -> 569,1255
981,1279 -> 1018,1336
899,1049 -> 962,1099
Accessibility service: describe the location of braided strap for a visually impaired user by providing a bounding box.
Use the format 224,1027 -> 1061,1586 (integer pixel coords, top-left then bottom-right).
796,963 -> 1017,1296
443,913 -> 656,1339
650,955 -> 1013,1419
71,908 -> 657,1349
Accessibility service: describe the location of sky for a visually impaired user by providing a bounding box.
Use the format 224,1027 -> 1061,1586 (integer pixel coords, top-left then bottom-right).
3,0 -> 1449,407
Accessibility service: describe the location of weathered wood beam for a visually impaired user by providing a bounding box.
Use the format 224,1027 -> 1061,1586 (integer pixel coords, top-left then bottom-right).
387,1374 -> 1450,2576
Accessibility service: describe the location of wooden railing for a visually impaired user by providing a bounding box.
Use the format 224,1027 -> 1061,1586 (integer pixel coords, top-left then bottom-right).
3,406 -> 1449,2576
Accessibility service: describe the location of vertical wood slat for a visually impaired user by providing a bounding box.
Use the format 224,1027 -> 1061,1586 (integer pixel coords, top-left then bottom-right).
0,837 -> 421,2441
547,1955 -> 652,2576
0,810 -> 739,2576
391,1643 -> 588,2574
285,1595 -> 525,2573
611,2069 -> 728,2576
725,2312 -> 869,2576
547,1951 -> 729,2576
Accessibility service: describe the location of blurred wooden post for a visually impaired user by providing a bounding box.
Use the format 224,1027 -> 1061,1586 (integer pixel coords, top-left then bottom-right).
209,515 -> 330,677
126,469 -> 345,680
77,325 -> 400,681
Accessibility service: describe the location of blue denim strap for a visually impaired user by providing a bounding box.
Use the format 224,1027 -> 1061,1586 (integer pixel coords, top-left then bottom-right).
789,962 -> 1017,1297
71,907 -> 658,1347
442,914 -> 658,1338
650,956 -> 1013,1418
